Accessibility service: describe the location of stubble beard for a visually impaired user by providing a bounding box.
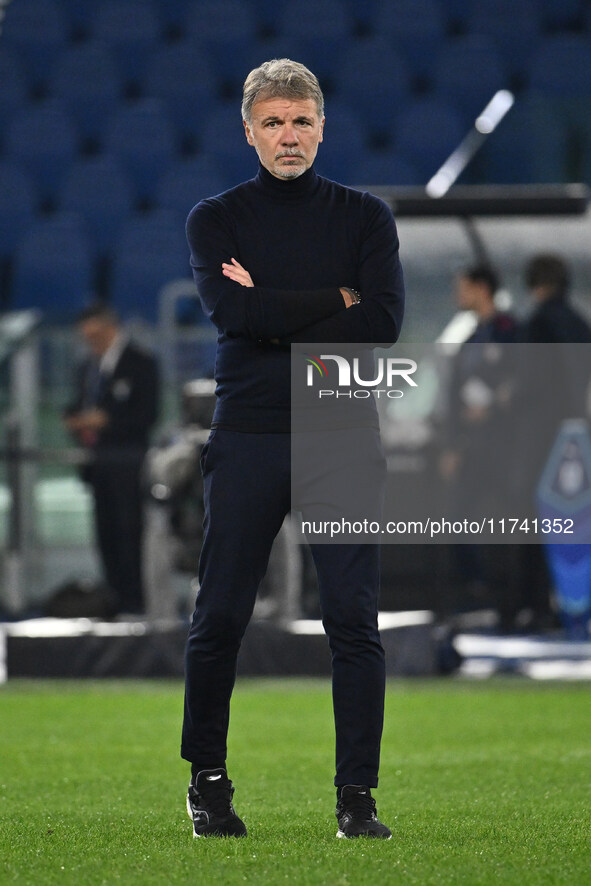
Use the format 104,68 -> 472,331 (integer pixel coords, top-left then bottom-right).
273,152 -> 307,179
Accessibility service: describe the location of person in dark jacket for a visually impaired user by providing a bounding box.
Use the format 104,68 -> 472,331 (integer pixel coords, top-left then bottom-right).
64,303 -> 159,615
181,59 -> 404,840
515,254 -> 591,634
440,265 -> 517,619
522,253 -> 591,344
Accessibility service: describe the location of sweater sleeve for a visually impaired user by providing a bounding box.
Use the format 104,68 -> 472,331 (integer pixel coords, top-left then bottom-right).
186,199 -> 346,340
285,194 -> 404,345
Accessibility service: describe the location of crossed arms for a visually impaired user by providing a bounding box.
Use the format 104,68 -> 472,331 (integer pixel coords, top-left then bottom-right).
186,195 -> 405,345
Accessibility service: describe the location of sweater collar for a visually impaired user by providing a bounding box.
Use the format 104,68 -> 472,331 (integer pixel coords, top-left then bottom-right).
253,162 -> 319,199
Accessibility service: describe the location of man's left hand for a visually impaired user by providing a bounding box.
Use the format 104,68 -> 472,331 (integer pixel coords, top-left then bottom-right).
222,258 -> 254,287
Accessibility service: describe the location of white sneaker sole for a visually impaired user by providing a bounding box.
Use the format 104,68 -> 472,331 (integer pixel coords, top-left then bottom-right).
187,794 -> 202,838
336,829 -> 392,840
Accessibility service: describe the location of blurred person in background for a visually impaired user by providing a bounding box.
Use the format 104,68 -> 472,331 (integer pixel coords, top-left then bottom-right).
522,253 -> 591,344
513,254 -> 591,634
63,303 -> 159,616
440,265 -> 517,625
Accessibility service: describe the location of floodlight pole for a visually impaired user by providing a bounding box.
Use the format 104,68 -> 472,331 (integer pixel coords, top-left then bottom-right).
425,90 -> 515,267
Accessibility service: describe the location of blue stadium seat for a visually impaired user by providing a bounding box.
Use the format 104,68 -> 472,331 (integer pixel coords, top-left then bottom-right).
49,42 -> 122,144
442,0 -> 471,31
201,105 -> 259,185
314,101 -> 368,184
528,37 -> 591,177
110,210 -> 190,322
340,0 -> 382,34
103,100 -> 177,204
481,94 -> 567,184
0,49 -> 27,144
57,0 -> 94,40
11,213 -> 93,318
0,163 -> 37,259
372,0 -> 446,84
433,36 -> 508,120
61,156 -> 134,256
5,101 -> 78,205
528,36 -> 591,97
466,0 -> 541,83
538,0 -> 584,30
332,40 -> 411,144
349,150 -> 422,186
155,157 -> 229,218
143,40 -> 219,151
91,0 -> 160,90
276,0 -> 352,82
150,0 -> 192,37
1,0 -> 68,95
395,97 -> 466,181
184,1 -> 259,90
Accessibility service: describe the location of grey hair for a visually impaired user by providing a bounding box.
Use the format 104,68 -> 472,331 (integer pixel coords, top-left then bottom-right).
241,58 -> 324,124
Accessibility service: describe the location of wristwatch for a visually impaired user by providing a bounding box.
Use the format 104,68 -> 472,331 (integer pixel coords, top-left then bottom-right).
342,287 -> 361,304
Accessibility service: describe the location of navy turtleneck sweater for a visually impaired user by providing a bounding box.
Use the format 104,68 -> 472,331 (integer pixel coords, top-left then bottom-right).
185,163 -> 405,432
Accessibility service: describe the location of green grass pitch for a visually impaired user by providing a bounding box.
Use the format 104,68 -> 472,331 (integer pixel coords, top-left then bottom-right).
1,678 -> 590,885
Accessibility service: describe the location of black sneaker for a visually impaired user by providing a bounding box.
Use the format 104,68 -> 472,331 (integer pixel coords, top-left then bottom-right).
336,784 -> 392,839
186,768 -> 247,838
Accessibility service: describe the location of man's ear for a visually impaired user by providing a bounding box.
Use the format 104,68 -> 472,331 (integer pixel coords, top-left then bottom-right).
244,119 -> 254,146
318,116 -> 325,143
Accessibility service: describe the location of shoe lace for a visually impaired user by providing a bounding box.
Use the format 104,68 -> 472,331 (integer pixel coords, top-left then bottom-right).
341,789 -> 376,820
197,781 -> 233,818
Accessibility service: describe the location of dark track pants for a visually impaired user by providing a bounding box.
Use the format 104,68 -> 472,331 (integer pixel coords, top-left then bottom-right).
181,429 -> 386,787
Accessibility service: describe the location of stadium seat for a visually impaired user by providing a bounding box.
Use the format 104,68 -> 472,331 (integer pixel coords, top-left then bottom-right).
0,49 -> 27,143
395,97 -> 466,181
466,0 -> 541,84
49,42 -> 122,145
538,0 -> 584,30
150,0 -> 192,38
91,0 -> 160,92
528,36 -> 591,98
349,150 -> 422,186
314,101 -> 368,184
11,213 -> 93,318
61,156 -> 134,257
184,0 -> 259,92
57,0 -> 94,40
442,0 -> 472,32
332,40 -> 411,144
201,105 -> 259,185
372,0 -> 446,84
5,101 -> 78,206
143,40 -> 219,152
110,210 -> 190,322
481,94 -> 567,184
433,36 -> 509,120
276,0 -> 352,83
155,157 -> 229,218
1,0 -> 67,95
528,36 -> 591,158
339,0 -> 382,35
103,100 -> 177,205
0,163 -> 37,259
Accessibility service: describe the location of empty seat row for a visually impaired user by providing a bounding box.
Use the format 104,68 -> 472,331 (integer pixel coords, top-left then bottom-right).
5,0 -> 589,50
6,210 -> 191,323
4,0 -> 591,96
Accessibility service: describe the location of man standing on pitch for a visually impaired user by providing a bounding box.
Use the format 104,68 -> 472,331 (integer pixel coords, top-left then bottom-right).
182,59 -> 405,839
